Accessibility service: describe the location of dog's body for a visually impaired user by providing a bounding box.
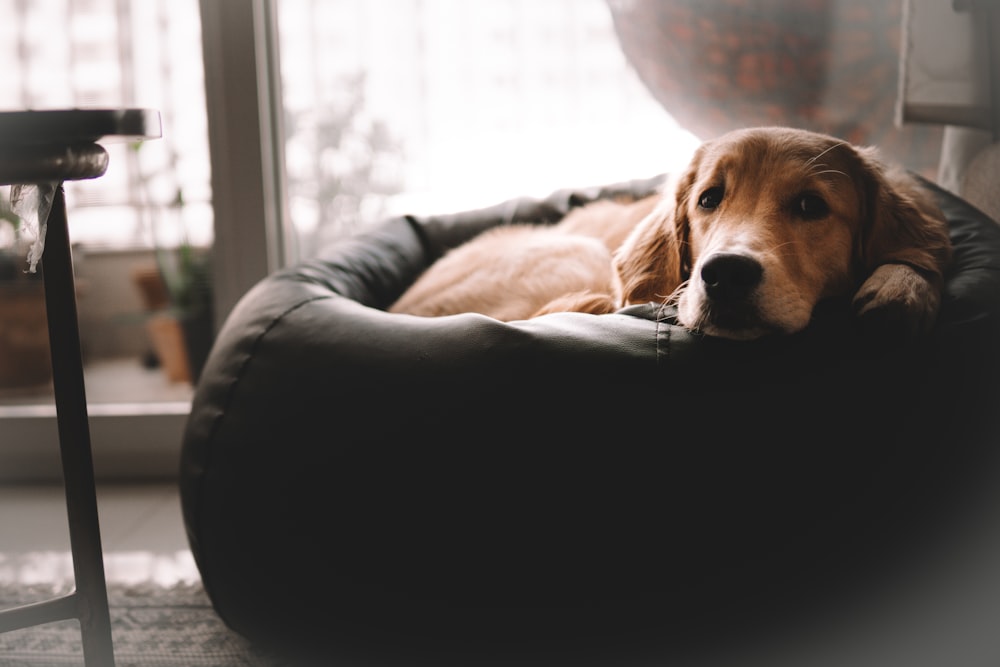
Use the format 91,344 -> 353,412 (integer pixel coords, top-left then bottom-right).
389,127 -> 953,341
388,195 -> 658,321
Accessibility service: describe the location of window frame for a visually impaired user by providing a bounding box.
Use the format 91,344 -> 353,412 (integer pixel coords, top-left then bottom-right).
2,1 -> 284,482
198,0 -> 291,326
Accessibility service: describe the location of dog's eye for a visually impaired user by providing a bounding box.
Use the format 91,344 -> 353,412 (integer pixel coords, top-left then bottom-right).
698,187 -> 724,210
797,194 -> 829,220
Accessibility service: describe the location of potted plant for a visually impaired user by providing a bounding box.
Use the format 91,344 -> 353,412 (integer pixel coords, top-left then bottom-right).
158,238 -> 213,383
134,238 -> 213,385
125,170 -> 215,386
0,191 -> 51,390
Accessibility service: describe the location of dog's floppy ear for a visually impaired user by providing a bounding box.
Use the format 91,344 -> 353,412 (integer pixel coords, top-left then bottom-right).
613,158 -> 698,306
850,147 -> 953,339
856,148 -> 952,287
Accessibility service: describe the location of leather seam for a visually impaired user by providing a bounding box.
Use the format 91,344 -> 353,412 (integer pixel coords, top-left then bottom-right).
197,295 -> 330,478
655,303 -> 668,366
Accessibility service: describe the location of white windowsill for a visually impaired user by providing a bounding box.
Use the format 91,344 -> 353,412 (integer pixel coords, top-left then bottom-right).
0,358 -> 193,483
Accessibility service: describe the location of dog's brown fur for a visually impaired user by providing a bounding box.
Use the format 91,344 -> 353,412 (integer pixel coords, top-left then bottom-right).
390,127 -> 952,340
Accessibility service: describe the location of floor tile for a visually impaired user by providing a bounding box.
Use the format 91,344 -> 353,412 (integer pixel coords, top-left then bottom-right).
0,482 -> 198,587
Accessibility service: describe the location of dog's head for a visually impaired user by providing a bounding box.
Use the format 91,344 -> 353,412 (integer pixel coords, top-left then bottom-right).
615,126 -> 952,341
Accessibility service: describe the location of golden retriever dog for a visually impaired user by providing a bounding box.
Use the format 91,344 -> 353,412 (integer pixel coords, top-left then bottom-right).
389,127 -> 953,341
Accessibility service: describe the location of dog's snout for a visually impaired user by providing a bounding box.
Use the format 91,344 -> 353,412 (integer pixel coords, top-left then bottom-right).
700,253 -> 763,301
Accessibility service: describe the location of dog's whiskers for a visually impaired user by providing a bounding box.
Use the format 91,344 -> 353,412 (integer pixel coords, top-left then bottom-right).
659,279 -> 688,307
767,240 -> 798,258
810,168 -> 849,180
652,280 -> 688,322
805,142 -> 848,167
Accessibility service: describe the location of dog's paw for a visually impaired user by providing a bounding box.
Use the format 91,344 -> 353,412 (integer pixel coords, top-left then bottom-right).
852,264 -> 941,341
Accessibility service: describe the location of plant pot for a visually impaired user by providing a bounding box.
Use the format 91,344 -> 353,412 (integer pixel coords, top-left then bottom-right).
146,313 -> 191,384
0,282 -> 52,390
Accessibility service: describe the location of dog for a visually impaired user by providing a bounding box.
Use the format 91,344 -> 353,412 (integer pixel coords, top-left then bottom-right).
389,127 -> 953,341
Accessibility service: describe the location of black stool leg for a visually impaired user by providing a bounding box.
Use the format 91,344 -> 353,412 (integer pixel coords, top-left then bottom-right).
40,184 -> 115,666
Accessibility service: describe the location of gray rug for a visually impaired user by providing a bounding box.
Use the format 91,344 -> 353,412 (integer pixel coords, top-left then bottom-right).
0,582 -> 289,666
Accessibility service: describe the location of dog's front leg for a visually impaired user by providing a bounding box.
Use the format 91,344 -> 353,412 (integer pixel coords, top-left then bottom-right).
852,263 -> 942,341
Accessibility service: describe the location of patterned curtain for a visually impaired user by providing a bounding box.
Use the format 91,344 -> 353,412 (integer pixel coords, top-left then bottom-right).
606,0 -> 944,175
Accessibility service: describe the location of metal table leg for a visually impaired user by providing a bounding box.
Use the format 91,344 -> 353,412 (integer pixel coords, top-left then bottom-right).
0,109 -> 161,666
40,185 -> 115,666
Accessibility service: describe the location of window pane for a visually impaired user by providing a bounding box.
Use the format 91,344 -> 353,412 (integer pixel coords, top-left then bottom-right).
275,0 -> 699,260
0,0 -> 212,410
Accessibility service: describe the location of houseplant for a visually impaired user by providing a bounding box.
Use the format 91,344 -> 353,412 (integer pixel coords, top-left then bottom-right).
156,236 -> 213,383
134,232 -> 214,385
129,164 -> 215,385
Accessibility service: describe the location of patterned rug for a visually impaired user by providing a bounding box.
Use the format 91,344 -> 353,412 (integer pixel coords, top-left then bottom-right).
0,582 -> 289,666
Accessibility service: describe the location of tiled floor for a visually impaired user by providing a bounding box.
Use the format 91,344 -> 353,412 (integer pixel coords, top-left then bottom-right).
0,482 -> 198,589
1,356 -> 198,589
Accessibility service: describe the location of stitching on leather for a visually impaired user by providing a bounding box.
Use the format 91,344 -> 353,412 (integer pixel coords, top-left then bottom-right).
655,303 -> 667,366
198,295 -> 330,471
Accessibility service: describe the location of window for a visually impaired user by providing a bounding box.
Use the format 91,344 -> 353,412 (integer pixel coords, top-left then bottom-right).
0,0 -> 212,479
1,0 -> 697,479
272,0 -> 698,261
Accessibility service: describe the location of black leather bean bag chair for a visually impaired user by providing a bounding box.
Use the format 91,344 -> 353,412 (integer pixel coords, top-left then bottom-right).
180,176 -> 1000,666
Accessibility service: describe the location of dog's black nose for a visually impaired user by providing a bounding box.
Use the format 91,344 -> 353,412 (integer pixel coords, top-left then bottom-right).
700,253 -> 763,301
